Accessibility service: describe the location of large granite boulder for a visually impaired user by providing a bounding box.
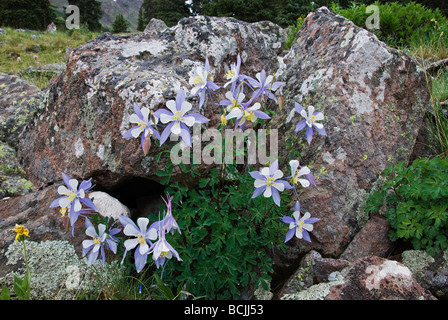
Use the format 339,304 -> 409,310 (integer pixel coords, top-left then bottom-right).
17,15 -> 281,189
271,7 -> 431,266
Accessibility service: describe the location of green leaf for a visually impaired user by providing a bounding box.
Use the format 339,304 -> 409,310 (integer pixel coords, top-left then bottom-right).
154,273 -> 175,300
199,178 -> 209,188
0,286 -> 10,300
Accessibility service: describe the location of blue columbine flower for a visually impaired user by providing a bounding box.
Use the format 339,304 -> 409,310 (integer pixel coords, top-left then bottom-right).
118,216 -> 158,273
294,102 -> 326,145
281,202 -> 320,243
50,173 -> 97,235
154,88 -> 209,147
82,219 -> 119,267
225,101 -> 271,129
246,70 -> 284,103
149,220 -> 182,269
189,57 -> 221,108
150,194 -> 180,235
249,160 -> 292,206
223,54 -> 251,93
123,102 -> 160,154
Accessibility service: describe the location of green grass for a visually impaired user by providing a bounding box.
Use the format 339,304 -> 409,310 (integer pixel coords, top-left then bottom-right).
0,27 -> 100,89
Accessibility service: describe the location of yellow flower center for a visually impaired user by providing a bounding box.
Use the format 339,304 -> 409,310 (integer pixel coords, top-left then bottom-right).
297,220 -> 305,232
60,207 -> 68,217
193,75 -> 204,86
292,170 -> 300,185
226,69 -> 235,80
138,119 -> 146,131
93,237 -> 101,246
309,114 -> 316,125
229,99 -> 240,110
243,110 -> 255,122
137,234 -> 146,245
173,110 -> 182,121
266,177 -> 275,186
68,190 -> 77,202
160,251 -> 169,258
220,114 -> 227,126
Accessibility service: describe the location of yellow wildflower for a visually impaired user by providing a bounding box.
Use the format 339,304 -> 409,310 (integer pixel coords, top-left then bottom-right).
11,224 -> 30,242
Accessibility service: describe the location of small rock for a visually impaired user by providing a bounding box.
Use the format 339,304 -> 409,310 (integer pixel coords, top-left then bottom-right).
89,191 -> 130,220
144,18 -> 168,35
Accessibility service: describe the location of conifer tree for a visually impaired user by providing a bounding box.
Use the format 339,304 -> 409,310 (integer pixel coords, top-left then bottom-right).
0,0 -> 56,30
112,13 -> 129,33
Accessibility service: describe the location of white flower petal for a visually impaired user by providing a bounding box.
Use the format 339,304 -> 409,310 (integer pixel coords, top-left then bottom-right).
272,170 -> 283,180
58,185 -> 69,195
260,168 -> 271,177
313,122 -> 324,129
226,107 -> 243,120
97,224 -> 106,236
292,211 -> 301,221
180,102 -> 192,116
123,224 -> 140,237
59,197 -> 71,208
159,113 -> 173,124
68,179 -> 78,191
166,100 -> 177,114
289,160 -> 299,175
250,103 -> 261,111
254,179 -> 266,188
124,238 -> 139,251
314,112 -> 324,121
83,239 -> 95,249
303,224 -> 314,231
137,218 -> 149,233
171,121 -> 181,135
273,182 -> 284,192
263,185 -> 272,198
298,178 -> 310,188
300,109 -> 308,119
307,105 -> 315,117
129,114 -> 141,124
141,107 -> 150,121
85,226 -> 97,238
147,228 -> 158,241
301,212 -> 311,221
73,199 -> 82,212
297,166 -> 311,176
183,115 -> 195,127
139,242 -> 149,255
131,126 -> 144,138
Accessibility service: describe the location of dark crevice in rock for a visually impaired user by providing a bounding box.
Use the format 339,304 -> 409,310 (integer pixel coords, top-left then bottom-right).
93,175 -> 166,221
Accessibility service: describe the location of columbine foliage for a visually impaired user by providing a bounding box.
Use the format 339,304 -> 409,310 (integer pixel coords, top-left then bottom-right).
366,157 -> 448,256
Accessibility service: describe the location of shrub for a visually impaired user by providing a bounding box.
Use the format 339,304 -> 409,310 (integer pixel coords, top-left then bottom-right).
330,1 -> 448,49
366,157 -> 448,256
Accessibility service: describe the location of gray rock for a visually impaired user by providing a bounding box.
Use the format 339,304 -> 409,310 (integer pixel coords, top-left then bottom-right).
144,18 -> 168,35
0,73 -> 44,146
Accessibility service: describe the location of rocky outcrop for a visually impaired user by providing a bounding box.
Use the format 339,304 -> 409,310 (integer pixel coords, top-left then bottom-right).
17,15 -> 280,189
272,7 -> 431,264
0,73 -> 44,146
0,8 -> 440,299
281,256 -> 436,300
